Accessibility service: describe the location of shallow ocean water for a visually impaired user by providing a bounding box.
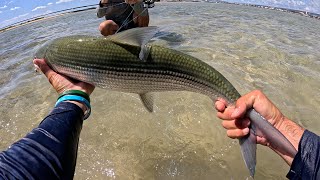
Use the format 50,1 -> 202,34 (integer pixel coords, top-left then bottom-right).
0,2 -> 319,179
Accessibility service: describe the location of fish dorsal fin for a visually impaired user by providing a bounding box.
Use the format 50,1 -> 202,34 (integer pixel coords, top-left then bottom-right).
107,26 -> 158,46
139,93 -> 154,112
106,26 -> 159,61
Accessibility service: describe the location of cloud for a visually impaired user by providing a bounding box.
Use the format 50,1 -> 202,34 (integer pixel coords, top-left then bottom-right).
56,0 -> 74,4
47,2 -> 53,5
10,7 -> 20,11
0,5 -> 7,9
32,6 -> 47,12
0,11 -> 2,14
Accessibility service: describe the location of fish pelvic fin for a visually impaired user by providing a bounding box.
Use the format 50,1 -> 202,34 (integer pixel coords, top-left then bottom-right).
139,93 -> 154,112
239,128 -> 257,178
106,26 -> 159,61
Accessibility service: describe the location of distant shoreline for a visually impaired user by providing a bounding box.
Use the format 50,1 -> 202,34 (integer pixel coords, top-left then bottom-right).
1,1 -> 319,33
0,5 -> 97,33
217,1 -> 320,20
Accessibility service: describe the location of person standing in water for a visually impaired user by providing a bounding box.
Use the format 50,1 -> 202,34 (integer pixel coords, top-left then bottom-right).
97,0 -> 150,36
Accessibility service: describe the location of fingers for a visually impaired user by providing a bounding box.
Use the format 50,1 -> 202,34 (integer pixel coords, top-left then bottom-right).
33,58 -> 67,93
221,117 -> 250,139
33,59 -> 63,90
256,136 -> 269,146
232,90 -> 268,119
221,118 -> 250,129
214,101 -> 225,111
215,90 -> 282,147
215,96 -> 252,139
216,106 -> 235,120
33,58 -> 96,95
214,98 -> 228,111
231,93 -> 256,119
226,128 -> 250,139
215,98 -> 235,120
33,59 -> 57,81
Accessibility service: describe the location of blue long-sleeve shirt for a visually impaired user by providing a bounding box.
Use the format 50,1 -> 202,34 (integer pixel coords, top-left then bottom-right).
0,102 -> 83,179
287,130 -> 320,179
0,102 -> 319,179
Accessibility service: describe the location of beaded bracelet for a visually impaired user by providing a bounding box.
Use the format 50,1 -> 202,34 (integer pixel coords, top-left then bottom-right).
55,95 -> 91,120
58,90 -> 90,103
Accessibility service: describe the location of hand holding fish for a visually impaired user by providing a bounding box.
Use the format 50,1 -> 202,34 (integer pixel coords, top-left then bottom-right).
215,90 -> 304,165
33,59 -> 95,95
33,58 -> 95,114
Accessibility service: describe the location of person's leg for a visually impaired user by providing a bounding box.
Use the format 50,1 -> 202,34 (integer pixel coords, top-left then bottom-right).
133,12 -> 149,27
99,20 -> 119,36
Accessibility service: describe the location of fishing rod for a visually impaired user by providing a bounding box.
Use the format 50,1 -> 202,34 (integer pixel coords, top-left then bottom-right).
99,0 -> 155,9
115,0 -> 155,33
142,0 -> 155,8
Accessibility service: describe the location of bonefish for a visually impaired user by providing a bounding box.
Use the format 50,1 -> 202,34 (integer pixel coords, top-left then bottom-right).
35,26 -> 297,177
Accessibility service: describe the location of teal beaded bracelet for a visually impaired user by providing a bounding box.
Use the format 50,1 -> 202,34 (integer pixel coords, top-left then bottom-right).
55,94 -> 91,120
58,90 -> 90,103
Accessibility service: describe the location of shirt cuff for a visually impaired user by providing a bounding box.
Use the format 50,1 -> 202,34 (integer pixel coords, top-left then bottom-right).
286,130 -> 320,179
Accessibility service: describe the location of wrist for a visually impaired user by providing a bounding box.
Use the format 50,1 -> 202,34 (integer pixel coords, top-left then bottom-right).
56,91 -> 91,120
277,117 -> 305,150
263,117 -> 304,165
67,101 -> 87,114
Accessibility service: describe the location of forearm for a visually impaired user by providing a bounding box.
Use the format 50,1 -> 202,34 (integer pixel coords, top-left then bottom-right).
277,117 -> 305,150
0,102 -> 84,179
272,117 -> 305,165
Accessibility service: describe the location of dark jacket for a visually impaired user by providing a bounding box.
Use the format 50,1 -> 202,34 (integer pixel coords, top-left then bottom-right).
287,130 -> 320,179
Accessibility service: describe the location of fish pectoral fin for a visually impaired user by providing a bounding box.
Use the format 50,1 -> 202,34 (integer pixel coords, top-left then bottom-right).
239,130 -> 257,178
139,45 -> 151,62
106,26 -> 159,62
139,93 -> 154,112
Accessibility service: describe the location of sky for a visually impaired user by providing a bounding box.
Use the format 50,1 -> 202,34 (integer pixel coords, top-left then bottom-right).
0,0 -> 96,29
0,0 -> 319,29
